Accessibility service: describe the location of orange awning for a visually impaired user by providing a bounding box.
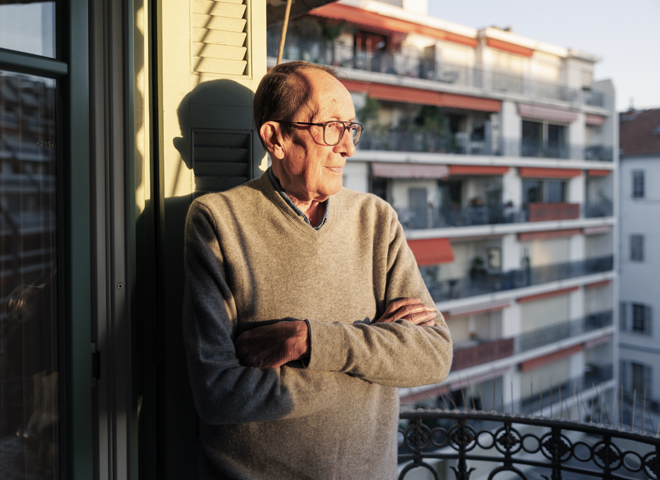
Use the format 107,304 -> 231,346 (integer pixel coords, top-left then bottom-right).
449,165 -> 509,176
517,286 -> 579,304
518,228 -> 581,242
519,167 -> 582,178
372,162 -> 449,179
341,79 -> 502,112
407,238 -> 454,266
587,169 -> 611,177
520,344 -> 582,372
487,38 -> 534,57
309,3 -> 478,47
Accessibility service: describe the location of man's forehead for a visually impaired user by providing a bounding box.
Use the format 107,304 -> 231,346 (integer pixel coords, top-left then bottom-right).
295,69 -> 353,120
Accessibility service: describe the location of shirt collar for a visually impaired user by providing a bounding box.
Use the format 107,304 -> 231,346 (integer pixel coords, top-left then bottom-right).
267,168 -> 329,230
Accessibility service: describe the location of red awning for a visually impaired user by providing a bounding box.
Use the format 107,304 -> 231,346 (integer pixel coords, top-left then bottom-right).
447,300 -> 511,318
341,79 -> 502,112
372,162 -> 449,179
449,165 -> 509,176
487,38 -> 534,57
520,344 -> 582,372
519,167 -> 582,178
407,238 -> 454,266
309,3 -> 478,47
518,228 -> 581,242
587,169 -> 611,177
518,103 -> 578,123
517,286 -> 579,304
585,114 -> 606,126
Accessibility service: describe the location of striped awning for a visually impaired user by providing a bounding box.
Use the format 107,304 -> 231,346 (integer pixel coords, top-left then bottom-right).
449,165 -> 509,176
447,300 -> 511,318
520,344 -> 582,372
518,228 -> 581,242
519,167 -> 582,178
518,103 -> 578,123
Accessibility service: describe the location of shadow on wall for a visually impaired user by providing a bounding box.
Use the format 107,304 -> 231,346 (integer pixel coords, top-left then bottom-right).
158,79 -> 259,478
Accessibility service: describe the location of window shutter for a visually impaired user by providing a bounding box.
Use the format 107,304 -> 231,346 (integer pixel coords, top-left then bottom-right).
646,305 -> 653,335
192,0 -> 249,76
192,129 -> 252,194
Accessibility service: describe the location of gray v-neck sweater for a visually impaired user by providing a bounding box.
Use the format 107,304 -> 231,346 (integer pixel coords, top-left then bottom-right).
183,172 -> 452,479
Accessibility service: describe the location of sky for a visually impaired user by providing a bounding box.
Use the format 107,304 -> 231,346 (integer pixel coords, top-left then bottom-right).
427,0 -> 660,112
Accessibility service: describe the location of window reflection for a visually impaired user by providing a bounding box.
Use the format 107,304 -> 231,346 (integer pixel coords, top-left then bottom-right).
0,70 -> 59,478
0,1 -> 56,58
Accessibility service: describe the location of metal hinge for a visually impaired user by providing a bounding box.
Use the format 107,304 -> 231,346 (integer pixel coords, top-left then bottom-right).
91,342 -> 101,386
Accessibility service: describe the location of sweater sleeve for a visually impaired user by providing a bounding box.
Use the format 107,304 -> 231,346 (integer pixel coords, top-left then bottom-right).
306,206 -> 453,387
183,201 -> 371,425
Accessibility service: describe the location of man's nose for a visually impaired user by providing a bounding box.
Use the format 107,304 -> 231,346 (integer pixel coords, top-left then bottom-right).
335,128 -> 356,157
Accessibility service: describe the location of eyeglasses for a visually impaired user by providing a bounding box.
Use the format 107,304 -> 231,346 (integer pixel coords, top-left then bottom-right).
275,120 -> 363,146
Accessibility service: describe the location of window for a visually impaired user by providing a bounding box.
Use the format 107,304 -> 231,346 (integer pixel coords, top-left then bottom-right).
631,303 -> 652,334
630,234 -> 644,262
522,179 -> 566,205
521,120 -> 568,158
632,170 -> 645,198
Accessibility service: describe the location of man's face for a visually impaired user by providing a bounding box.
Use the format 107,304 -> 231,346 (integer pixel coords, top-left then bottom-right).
272,69 -> 356,202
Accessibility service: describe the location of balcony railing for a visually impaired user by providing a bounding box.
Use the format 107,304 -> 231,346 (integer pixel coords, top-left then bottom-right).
267,33 -> 607,107
422,255 -> 613,302
358,129 -> 614,161
451,311 -> 613,371
395,199 -> 611,231
584,200 -> 614,218
398,366 -> 658,480
528,202 -> 580,222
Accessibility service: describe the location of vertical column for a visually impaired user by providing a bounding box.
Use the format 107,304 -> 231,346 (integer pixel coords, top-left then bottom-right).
569,112 -> 585,159
502,167 -> 522,209
499,100 -> 521,157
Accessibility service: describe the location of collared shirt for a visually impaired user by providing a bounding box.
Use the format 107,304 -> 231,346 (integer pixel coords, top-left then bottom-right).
267,168 -> 329,230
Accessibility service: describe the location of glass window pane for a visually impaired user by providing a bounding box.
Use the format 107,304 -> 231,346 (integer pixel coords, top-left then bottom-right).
0,1 -> 56,58
0,70 -> 59,477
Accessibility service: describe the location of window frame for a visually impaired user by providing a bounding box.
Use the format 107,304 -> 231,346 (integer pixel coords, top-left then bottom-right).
630,234 -> 644,262
632,170 -> 645,199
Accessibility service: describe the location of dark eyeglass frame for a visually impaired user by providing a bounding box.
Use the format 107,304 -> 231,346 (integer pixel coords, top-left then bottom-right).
274,120 -> 364,146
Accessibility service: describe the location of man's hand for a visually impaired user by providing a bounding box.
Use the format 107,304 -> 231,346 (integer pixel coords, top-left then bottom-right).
235,320 -> 310,369
375,298 -> 437,327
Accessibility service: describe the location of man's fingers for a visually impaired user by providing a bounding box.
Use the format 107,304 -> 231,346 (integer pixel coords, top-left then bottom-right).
399,309 -> 437,325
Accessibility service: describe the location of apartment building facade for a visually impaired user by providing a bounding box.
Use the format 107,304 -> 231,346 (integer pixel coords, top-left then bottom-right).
619,108 -> 660,415
268,0 -> 618,425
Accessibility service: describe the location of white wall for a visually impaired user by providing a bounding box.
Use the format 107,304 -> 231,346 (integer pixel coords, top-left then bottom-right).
343,161 -> 369,193
521,238 -> 570,266
585,232 -> 613,259
520,294 -> 571,331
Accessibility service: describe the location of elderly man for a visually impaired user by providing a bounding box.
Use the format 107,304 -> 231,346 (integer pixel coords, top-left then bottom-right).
183,61 -> 452,479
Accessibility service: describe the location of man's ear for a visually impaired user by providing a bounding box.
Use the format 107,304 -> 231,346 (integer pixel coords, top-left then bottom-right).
260,121 -> 286,160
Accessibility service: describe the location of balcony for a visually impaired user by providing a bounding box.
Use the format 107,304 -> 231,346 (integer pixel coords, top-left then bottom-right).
398,365 -> 658,480
357,129 -> 614,162
267,33 -> 607,107
451,311 -> 612,372
527,202 -> 580,222
422,255 -> 614,302
584,200 -> 614,218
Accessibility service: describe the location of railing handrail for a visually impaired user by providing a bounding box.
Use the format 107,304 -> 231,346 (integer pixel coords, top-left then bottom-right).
398,404 -> 659,480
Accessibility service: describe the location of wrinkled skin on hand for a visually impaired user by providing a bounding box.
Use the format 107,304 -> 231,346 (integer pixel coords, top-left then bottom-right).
235,320 -> 310,369
374,298 -> 437,327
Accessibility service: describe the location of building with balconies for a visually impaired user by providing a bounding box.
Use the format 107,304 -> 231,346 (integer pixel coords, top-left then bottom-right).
619,107 -> 660,424
268,0 -> 620,465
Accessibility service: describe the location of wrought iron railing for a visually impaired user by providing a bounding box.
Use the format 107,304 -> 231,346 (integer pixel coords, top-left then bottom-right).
398,407 -> 659,480
267,33 -> 607,107
422,255 -> 613,302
